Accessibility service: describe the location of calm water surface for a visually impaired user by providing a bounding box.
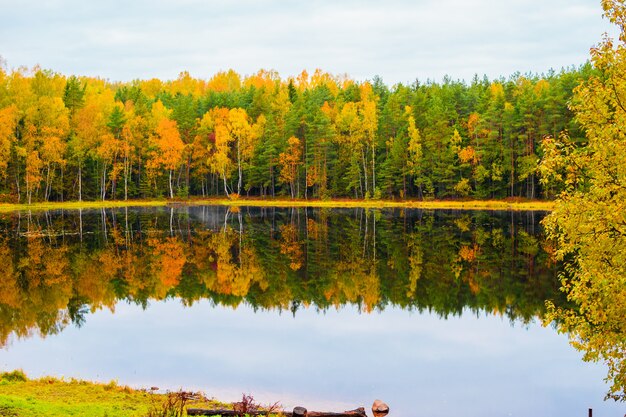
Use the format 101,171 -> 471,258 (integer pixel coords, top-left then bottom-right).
0,206 -> 622,417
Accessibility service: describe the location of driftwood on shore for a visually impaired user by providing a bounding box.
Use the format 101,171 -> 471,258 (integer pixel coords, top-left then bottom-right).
186,406 -> 368,417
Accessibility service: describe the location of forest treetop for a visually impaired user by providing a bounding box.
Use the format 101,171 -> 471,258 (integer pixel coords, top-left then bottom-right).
0,64 -> 593,203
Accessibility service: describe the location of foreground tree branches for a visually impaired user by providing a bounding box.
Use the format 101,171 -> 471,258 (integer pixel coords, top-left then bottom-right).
541,0 -> 626,402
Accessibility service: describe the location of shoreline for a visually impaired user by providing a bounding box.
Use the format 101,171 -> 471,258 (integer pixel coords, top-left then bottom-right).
0,370 -> 228,417
0,198 -> 555,213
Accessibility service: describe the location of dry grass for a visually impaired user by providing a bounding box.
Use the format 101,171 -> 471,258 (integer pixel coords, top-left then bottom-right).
0,197 -> 554,213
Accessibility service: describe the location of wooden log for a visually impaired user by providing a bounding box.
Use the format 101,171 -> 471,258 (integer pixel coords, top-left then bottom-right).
187,407 -> 367,417
187,410 -> 251,416
307,409 -> 367,417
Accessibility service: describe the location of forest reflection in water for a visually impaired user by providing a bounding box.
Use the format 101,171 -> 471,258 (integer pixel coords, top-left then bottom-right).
0,206 -> 561,347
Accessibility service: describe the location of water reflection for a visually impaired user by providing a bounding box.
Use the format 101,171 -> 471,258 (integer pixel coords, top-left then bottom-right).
0,206 -> 560,347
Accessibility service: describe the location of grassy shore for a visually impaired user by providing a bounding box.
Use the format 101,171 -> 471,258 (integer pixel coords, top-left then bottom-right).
0,370 -> 224,417
0,197 -> 554,213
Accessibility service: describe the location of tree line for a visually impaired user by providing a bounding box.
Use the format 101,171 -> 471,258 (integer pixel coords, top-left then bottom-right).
0,64 -> 593,203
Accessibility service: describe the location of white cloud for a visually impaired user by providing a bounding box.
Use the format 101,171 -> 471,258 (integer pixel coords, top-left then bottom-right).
0,0 -> 617,84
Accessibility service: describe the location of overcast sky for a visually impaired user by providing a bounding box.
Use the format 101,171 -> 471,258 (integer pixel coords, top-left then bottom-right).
0,0 -> 617,85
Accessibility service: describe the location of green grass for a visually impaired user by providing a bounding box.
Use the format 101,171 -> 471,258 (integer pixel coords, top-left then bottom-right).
0,197 -> 554,212
0,370 -> 223,417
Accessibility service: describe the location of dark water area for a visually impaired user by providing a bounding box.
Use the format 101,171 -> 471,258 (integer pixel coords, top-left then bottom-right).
0,206 -> 621,416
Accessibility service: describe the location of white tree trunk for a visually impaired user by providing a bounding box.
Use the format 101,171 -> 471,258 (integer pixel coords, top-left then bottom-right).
78,164 -> 82,202
169,169 -> 174,199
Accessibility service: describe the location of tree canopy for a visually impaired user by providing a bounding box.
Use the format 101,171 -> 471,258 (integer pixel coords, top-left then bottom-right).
0,65 -> 594,203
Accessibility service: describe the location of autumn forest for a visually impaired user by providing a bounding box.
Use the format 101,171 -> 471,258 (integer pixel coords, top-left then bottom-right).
0,65 -> 591,204
5,0 -> 626,414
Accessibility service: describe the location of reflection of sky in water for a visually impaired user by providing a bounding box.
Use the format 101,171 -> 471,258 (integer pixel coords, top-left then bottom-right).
1,301 -> 622,417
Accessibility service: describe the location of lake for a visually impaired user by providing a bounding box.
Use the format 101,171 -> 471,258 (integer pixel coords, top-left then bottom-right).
0,206 -> 622,417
